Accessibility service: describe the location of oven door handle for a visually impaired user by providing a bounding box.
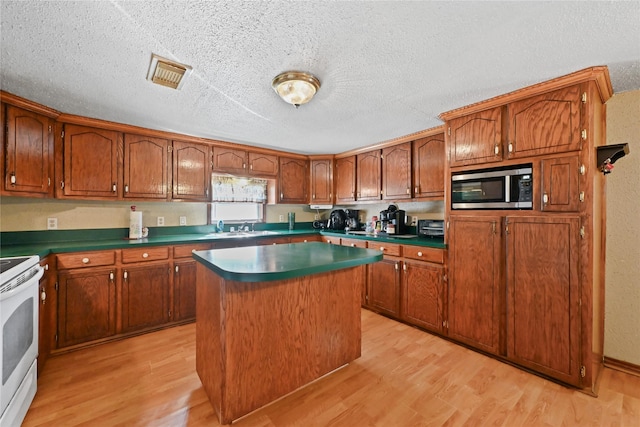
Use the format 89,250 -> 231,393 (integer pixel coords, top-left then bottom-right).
0,266 -> 44,302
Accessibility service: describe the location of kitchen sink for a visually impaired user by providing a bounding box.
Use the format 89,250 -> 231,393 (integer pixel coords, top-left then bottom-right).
209,230 -> 280,238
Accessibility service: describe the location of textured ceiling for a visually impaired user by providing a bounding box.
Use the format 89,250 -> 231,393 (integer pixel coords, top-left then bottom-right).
1,1 -> 639,155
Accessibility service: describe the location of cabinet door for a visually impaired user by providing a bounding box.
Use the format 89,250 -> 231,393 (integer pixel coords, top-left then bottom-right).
173,260 -> 197,322
335,156 -> 356,203
507,85 -> 581,159
448,107 -> 502,167
382,142 -> 412,200
212,147 -> 247,174
413,134 -> 445,198
4,105 -> 54,196
356,150 -> 381,201
310,159 -> 333,204
541,155 -> 580,212
402,260 -> 444,333
122,264 -> 170,332
124,134 -> 170,199
38,259 -> 56,374
57,267 -> 117,348
278,157 -> 308,203
448,215 -> 502,354
61,124 -> 121,198
506,216 -> 581,386
368,257 -> 401,317
248,152 -> 278,176
172,140 -> 211,201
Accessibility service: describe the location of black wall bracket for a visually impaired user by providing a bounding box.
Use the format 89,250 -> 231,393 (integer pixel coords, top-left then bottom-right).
597,143 -> 629,174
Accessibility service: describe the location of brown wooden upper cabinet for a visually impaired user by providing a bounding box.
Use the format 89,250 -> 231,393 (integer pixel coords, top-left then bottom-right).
213,147 -> 278,177
448,106 -> 502,167
310,158 -> 333,204
540,154 -> 581,212
278,156 -> 308,203
335,156 -> 356,203
356,150 -> 381,201
382,142 -> 412,200
172,140 -> 211,201
3,105 -> 54,197
413,133 -> 445,199
59,124 -> 121,199
123,133 -> 170,200
507,85 -> 582,159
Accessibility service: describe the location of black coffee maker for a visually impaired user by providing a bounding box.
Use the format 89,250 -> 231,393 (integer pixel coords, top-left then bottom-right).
379,205 -> 406,235
344,209 -> 360,231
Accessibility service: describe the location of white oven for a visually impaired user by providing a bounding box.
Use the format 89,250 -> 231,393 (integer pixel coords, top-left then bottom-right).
0,255 -> 42,426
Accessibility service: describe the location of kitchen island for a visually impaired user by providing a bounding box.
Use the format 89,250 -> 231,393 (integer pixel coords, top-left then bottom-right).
192,242 -> 383,424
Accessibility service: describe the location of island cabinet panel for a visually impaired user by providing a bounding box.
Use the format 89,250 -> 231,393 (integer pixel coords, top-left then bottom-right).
447,215 -> 502,355
172,140 -> 211,201
310,158 -> 333,204
38,257 -> 56,376
413,134 -> 445,199
506,216 -> 581,386
382,142 -> 412,200
60,124 -> 121,199
278,156 -> 308,203
541,154 -> 581,212
448,106 -> 502,167
4,105 -> 54,196
248,152 -> 278,176
173,243 -> 211,322
123,133 -> 170,199
335,156 -> 356,203
401,260 -> 444,334
356,150 -> 381,201
121,263 -> 171,332
57,267 -> 117,348
507,85 -> 581,159
212,147 -> 247,174
368,256 -> 401,317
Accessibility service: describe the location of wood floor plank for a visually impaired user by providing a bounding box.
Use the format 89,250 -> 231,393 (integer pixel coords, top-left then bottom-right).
23,309 -> 640,426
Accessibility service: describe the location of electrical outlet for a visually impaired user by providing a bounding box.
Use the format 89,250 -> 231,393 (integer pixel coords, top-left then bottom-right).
279,214 -> 284,222
157,216 -> 165,226
412,216 -> 418,225
47,217 -> 58,230
179,216 -> 187,226
314,214 -> 320,220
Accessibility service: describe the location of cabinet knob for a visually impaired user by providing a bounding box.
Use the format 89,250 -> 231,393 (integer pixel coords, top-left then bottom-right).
112,183 -> 117,192
507,143 -> 512,153
40,289 -> 46,304
44,263 -> 49,271
417,251 -> 423,257
543,193 -> 549,204
303,239 -> 308,243
10,173 -> 16,184
125,185 -> 129,193
379,247 -> 385,251
142,252 -> 149,258
351,243 -> 356,247
82,257 -> 90,264
406,188 -> 410,194
175,265 -> 179,273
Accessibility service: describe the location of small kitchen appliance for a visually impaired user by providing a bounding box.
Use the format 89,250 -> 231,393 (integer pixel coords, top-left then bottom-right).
344,209 -> 360,231
328,209 -> 347,230
379,205 -> 406,235
417,220 -> 445,238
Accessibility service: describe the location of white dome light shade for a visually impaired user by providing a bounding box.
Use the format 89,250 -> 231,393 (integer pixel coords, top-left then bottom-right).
272,71 -> 321,106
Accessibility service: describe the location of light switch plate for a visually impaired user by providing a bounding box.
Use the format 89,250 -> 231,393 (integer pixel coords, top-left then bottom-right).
279,215 -> 284,222
157,217 -> 165,226
47,217 -> 58,230
179,216 -> 187,226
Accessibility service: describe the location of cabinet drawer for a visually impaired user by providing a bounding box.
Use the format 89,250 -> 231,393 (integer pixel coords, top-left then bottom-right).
173,244 -> 211,259
402,245 -> 444,264
122,247 -> 169,263
341,238 -> 368,248
57,250 -> 117,269
323,236 -> 341,245
368,242 -> 402,256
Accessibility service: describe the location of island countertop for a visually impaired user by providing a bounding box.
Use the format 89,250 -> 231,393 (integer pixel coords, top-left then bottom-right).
193,241 -> 383,282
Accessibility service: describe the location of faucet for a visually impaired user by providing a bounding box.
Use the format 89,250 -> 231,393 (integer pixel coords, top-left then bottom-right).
241,221 -> 252,232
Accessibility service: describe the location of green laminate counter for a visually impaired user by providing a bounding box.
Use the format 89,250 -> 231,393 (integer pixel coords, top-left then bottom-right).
320,230 -> 446,248
193,242 -> 383,282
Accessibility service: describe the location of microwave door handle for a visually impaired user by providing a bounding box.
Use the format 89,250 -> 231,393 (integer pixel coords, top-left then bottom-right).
505,177 -> 511,203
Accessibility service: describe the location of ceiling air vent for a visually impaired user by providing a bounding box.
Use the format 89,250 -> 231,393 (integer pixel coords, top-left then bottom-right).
147,54 -> 192,90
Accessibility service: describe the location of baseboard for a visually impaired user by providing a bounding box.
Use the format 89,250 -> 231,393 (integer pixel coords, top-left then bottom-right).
604,356 -> 640,377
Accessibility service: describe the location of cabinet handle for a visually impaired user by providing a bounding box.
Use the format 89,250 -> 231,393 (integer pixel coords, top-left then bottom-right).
403,264 -> 407,272
10,173 -> 16,184
579,164 -> 586,175
109,271 -> 114,281
395,262 -> 399,270
250,164 -> 253,170
44,263 -> 49,271
414,186 -> 418,194
543,193 -> 549,204
417,251 -> 423,257
312,194 -> 316,199
112,183 -> 117,192
406,188 -> 410,194
142,252 -> 149,258
280,193 -> 283,198
82,257 -> 90,264
175,265 -> 179,273
125,185 -> 129,193
243,163 -> 247,169
507,143 -> 512,153
40,288 -> 46,305
123,271 -> 128,280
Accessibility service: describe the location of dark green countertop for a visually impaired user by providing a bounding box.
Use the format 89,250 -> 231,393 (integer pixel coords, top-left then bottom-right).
0,227 -> 445,258
320,231 -> 446,249
193,242 -> 383,282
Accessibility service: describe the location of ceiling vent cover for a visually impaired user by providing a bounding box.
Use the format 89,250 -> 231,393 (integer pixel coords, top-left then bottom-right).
147,54 -> 192,90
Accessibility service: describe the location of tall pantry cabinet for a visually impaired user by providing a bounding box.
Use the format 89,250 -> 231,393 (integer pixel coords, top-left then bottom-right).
441,67 -> 612,393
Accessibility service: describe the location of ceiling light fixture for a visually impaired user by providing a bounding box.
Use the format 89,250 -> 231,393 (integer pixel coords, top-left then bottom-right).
272,71 -> 321,108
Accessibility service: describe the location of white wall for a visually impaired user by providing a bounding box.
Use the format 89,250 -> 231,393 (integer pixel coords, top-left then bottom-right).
604,90 -> 640,365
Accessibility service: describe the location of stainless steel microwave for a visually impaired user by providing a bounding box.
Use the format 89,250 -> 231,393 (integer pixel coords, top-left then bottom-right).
451,164 -> 533,209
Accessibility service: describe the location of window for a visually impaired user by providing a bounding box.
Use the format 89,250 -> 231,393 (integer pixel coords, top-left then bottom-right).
210,175 -> 267,223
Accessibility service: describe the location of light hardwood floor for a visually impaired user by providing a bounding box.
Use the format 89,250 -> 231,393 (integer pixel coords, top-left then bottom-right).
23,309 -> 640,426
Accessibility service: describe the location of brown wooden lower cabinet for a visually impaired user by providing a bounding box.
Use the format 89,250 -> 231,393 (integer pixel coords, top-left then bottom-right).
401,260 -> 444,334
121,264 -> 171,332
173,259 -> 197,322
368,256 -> 401,317
38,257 -> 56,375
57,266 -> 117,348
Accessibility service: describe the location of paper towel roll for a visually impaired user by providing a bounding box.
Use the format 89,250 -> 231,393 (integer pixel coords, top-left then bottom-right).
129,211 -> 143,239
